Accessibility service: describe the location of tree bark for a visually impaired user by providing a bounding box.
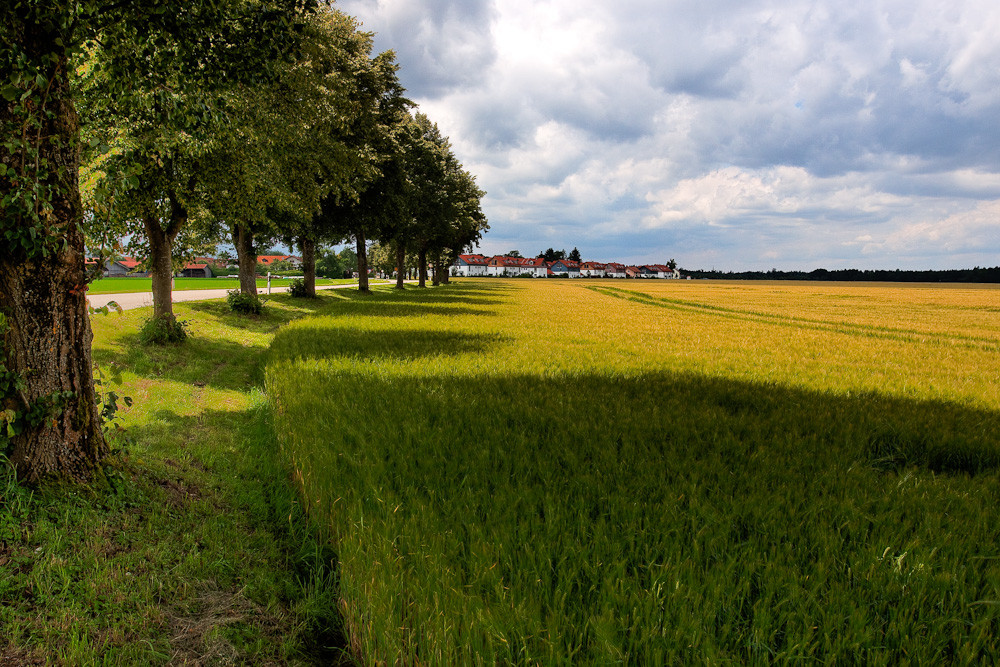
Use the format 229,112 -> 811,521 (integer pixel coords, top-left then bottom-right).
144,195 -> 185,321
234,224 -> 257,296
355,229 -> 369,293
417,248 -> 428,288
0,44 -> 106,483
395,241 -> 406,289
432,255 -> 442,286
300,236 -> 316,298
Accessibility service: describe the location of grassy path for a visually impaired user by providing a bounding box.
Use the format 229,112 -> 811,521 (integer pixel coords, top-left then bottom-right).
87,277 -> 362,295
0,290 -> 377,663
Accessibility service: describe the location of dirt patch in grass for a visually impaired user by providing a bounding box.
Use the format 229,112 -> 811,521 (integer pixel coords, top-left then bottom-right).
167,589 -> 287,665
156,476 -> 204,509
0,645 -> 45,666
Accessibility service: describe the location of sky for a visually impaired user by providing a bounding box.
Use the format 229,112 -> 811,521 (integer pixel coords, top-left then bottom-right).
336,0 -> 1000,270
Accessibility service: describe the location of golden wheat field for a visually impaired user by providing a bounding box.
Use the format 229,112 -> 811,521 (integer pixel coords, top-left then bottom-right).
268,279 -> 1000,664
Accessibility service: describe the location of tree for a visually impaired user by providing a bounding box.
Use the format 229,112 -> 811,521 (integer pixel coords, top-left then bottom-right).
401,113 -> 487,288
540,248 -> 565,262
568,247 -> 581,262
311,44 -> 410,293
0,0 -> 313,483
506,250 -> 522,258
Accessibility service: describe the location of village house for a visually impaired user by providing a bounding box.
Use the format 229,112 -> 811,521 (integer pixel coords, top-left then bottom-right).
604,262 -> 626,278
103,257 -> 146,277
486,255 -> 548,277
452,254 -> 489,276
257,254 -> 303,269
450,255 -> 679,279
548,259 -> 582,278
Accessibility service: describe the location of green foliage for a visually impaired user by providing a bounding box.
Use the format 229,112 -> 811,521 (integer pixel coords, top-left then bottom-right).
0,314 -> 25,454
287,278 -> 310,298
227,290 -> 266,315
137,315 -> 189,345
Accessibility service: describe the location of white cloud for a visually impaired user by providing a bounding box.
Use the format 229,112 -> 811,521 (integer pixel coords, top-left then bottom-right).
336,0 -> 1000,269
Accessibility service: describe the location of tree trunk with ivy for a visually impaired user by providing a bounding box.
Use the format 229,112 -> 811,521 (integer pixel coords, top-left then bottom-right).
0,34 -> 106,483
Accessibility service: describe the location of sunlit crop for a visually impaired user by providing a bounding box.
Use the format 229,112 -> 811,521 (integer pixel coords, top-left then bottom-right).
267,280 -> 1000,663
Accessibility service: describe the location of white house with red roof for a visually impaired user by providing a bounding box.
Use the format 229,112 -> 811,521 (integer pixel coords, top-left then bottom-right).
486,255 -> 548,277
522,257 -> 548,277
604,262 -> 626,278
452,254 -> 489,276
450,255 -> 677,279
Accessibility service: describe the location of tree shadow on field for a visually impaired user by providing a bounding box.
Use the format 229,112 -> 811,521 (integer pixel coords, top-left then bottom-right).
270,368 -> 1000,660
92,332 -> 267,393
269,327 -> 507,364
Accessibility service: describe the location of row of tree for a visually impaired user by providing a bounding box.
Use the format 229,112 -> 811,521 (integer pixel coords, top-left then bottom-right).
1,1 -> 487,483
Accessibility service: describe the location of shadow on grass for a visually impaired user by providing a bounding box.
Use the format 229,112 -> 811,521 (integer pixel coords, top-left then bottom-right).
92,333 -> 267,393
268,367 -> 1000,661
269,327 -> 507,364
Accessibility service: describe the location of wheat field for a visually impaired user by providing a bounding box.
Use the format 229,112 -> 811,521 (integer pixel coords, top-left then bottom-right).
267,280 -> 1000,664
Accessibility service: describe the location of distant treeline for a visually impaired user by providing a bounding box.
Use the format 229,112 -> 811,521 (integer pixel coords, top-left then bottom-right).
683,266 -> 1000,283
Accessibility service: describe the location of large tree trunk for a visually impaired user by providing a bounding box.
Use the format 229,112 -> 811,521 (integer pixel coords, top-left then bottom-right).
355,229 -> 369,293
300,236 -> 316,298
432,255 -> 442,287
145,205 -> 184,321
233,224 -> 257,296
0,43 -> 106,483
417,248 -> 428,288
395,241 -> 406,289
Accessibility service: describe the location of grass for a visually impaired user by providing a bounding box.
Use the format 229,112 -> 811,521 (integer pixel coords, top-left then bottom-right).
87,276 -> 362,295
0,293 -> 358,664
266,279 -> 1000,664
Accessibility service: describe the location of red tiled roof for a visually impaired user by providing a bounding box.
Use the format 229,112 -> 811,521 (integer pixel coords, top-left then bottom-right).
458,254 -> 489,265
257,255 -> 298,264
117,258 -> 141,269
184,263 -> 209,270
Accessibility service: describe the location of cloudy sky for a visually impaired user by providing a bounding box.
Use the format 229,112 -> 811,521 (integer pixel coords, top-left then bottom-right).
337,0 -> 1000,270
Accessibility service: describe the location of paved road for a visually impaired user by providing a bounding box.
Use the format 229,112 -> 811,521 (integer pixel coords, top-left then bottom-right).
86,282 -> 374,311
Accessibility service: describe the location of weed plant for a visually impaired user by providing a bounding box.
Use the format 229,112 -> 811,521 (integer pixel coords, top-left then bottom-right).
137,314 -> 189,345
267,280 -> 1000,664
227,289 -> 265,315
287,278 -> 310,298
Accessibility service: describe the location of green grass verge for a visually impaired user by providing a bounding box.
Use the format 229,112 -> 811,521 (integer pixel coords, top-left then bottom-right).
87,277 -> 361,295
266,281 -> 1000,664
0,293 -> 365,664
